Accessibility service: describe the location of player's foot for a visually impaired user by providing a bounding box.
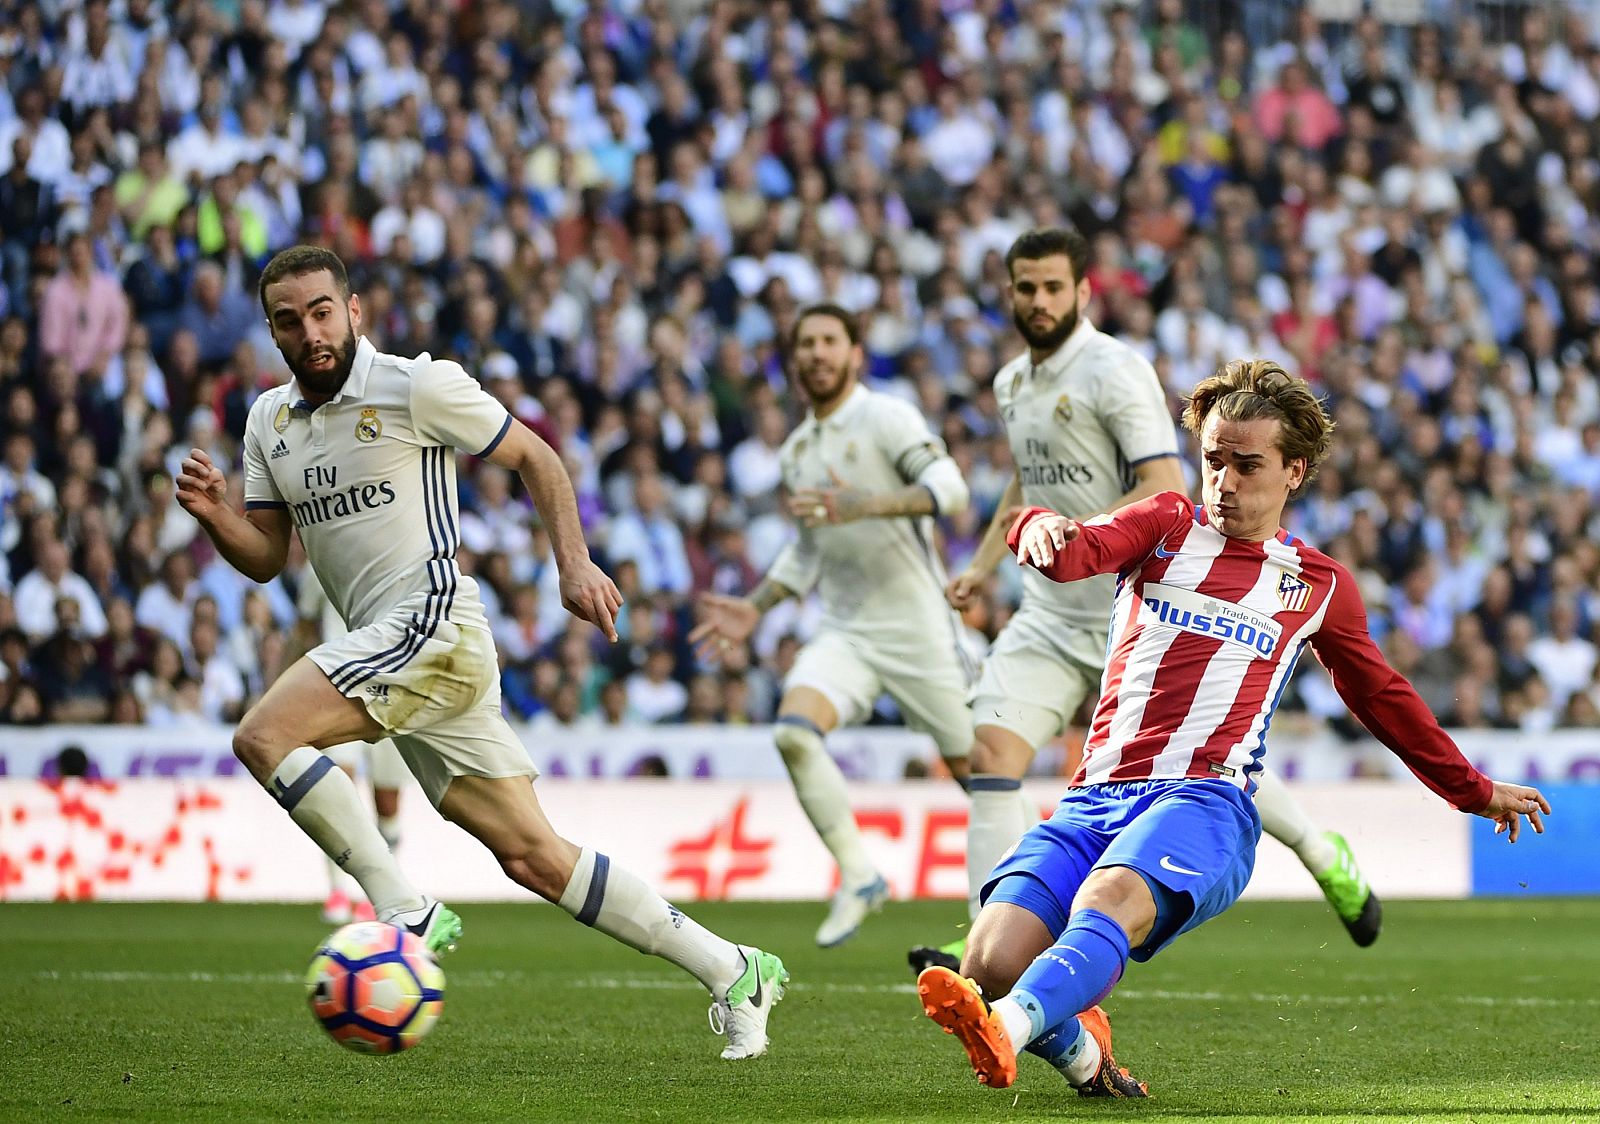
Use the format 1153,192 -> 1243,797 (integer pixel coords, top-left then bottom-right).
1312,831 -> 1382,947
708,946 -> 789,1060
352,900 -> 377,923
917,966 -> 1017,1089
815,874 -> 889,947
388,900 -> 463,959
907,936 -> 965,976
321,889 -> 353,925
1073,1005 -> 1149,1098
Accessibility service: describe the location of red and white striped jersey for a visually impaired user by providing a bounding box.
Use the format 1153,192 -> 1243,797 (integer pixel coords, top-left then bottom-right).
1007,491 -> 1493,813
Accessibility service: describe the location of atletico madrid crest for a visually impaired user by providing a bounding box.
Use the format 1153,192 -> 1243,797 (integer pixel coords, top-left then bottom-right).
1276,570 -> 1311,612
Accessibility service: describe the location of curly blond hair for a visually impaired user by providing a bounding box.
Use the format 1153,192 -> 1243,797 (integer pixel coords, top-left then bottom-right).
1181,359 -> 1335,499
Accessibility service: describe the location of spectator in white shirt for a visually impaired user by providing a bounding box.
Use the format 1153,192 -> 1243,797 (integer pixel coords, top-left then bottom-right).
14,539 -> 108,642
626,647 -> 688,723
166,100 -> 243,185
0,87 -> 72,183
922,84 -> 994,188
266,0 -> 326,64
360,99 -> 425,203
370,178 -> 446,263
135,549 -> 199,645
188,613 -> 245,722
60,1 -> 135,116
606,471 -> 693,597
726,402 -> 787,509
1528,598 -> 1598,712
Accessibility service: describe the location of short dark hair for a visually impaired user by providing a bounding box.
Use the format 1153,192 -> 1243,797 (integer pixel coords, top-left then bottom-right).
790,303 -> 860,349
1005,227 -> 1090,285
257,245 -> 350,315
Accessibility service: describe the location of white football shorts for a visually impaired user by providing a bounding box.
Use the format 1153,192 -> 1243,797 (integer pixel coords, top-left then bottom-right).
309,609 -> 536,806
784,628 -> 976,759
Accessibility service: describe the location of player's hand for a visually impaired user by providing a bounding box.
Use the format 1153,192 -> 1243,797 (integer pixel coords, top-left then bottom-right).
788,468 -> 870,528
945,569 -> 986,610
688,593 -> 760,661
175,448 -> 229,522
1476,781 -> 1550,843
1016,513 -> 1079,570
559,558 -> 623,643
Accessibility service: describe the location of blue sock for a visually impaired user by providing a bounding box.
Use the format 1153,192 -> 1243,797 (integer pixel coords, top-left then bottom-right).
1028,1016 -> 1091,1076
1008,908 -> 1131,1042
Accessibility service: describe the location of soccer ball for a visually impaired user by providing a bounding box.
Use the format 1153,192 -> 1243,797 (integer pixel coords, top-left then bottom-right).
305,921 -> 445,1054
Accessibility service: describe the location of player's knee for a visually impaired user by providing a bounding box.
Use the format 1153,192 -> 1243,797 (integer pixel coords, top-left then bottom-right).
231,719 -> 285,779
1073,868 -> 1157,938
963,931 -> 1030,998
969,733 -> 1027,777
773,718 -> 824,767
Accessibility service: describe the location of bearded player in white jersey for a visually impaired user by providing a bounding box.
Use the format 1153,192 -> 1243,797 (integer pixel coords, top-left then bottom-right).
176,246 -> 787,1060
689,304 -> 977,947
910,229 -> 1380,976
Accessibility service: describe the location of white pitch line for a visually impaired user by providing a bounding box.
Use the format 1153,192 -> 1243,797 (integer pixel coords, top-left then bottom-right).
22,970 -> 1599,1010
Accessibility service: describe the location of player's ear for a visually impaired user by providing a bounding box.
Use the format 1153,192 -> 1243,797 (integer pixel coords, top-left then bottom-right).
347,291 -> 363,332
1286,456 -> 1307,492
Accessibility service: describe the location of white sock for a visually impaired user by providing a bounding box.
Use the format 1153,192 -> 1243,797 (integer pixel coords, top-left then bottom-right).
1063,1021 -> 1101,1085
1253,768 -> 1336,873
268,747 -> 424,919
558,847 -> 746,998
966,777 -> 1033,919
993,995 -> 1035,1049
774,718 -> 876,887
323,854 -> 359,897
377,813 -> 401,852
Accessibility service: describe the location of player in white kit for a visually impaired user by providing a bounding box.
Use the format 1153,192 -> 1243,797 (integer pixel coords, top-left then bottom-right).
176,246 -> 787,1060
689,305 -> 976,947
292,566 -> 408,924
910,229 -> 1380,974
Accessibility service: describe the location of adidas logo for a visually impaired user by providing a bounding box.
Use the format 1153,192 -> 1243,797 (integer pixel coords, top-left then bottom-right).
270,439 -> 290,460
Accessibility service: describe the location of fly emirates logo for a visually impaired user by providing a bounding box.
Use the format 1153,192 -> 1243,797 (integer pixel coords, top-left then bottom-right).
1139,582 -> 1282,658
291,464 -> 398,529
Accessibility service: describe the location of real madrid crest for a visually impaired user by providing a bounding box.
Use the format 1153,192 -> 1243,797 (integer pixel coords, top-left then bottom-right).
1008,369 -> 1023,400
356,408 -> 382,443
1053,394 -> 1073,425
273,403 -> 291,433
844,441 -> 858,463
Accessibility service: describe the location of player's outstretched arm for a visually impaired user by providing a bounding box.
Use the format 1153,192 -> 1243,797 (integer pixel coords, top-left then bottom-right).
688,579 -> 796,662
176,448 -> 291,582
487,422 -> 622,642
948,472 -> 1022,610
787,466 -> 956,529
1474,781 -> 1551,843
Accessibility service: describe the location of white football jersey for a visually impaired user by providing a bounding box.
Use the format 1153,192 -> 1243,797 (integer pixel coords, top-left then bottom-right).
244,336 -> 511,635
993,317 -> 1179,636
769,385 -> 971,665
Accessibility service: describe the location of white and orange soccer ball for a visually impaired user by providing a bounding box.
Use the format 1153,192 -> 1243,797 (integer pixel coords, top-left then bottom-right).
305,921 -> 445,1054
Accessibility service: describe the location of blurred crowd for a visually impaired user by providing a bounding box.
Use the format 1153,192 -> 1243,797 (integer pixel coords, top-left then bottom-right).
3,0 -> 1600,750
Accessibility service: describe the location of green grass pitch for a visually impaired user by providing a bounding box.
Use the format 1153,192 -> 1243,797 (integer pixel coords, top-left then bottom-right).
3,898 -> 1597,1122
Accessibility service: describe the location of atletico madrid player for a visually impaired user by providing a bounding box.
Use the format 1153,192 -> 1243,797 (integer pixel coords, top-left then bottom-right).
916,358 -> 1550,1097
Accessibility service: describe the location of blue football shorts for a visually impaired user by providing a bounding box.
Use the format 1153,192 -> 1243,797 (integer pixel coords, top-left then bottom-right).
982,777 -> 1262,961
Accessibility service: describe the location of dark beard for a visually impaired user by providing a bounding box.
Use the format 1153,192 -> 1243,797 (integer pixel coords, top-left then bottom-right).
1014,302 -> 1079,353
286,327 -> 357,397
800,359 -> 855,410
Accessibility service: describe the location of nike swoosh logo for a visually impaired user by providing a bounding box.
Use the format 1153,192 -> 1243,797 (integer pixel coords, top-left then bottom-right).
1159,855 -> 1203,877
1154,544 -> 1178,560
748,962 -> 763,1007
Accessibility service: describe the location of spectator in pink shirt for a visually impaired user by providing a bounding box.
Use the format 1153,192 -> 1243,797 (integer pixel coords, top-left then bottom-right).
37,231 -> 128,377
1255,60 -> 1343,151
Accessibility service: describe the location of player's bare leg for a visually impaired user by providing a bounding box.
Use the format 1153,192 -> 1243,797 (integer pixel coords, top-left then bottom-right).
233,657 -> 438,938
772,687 -> 888,946
1252,768 -> 1381,945
438,774 -> 788,1059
